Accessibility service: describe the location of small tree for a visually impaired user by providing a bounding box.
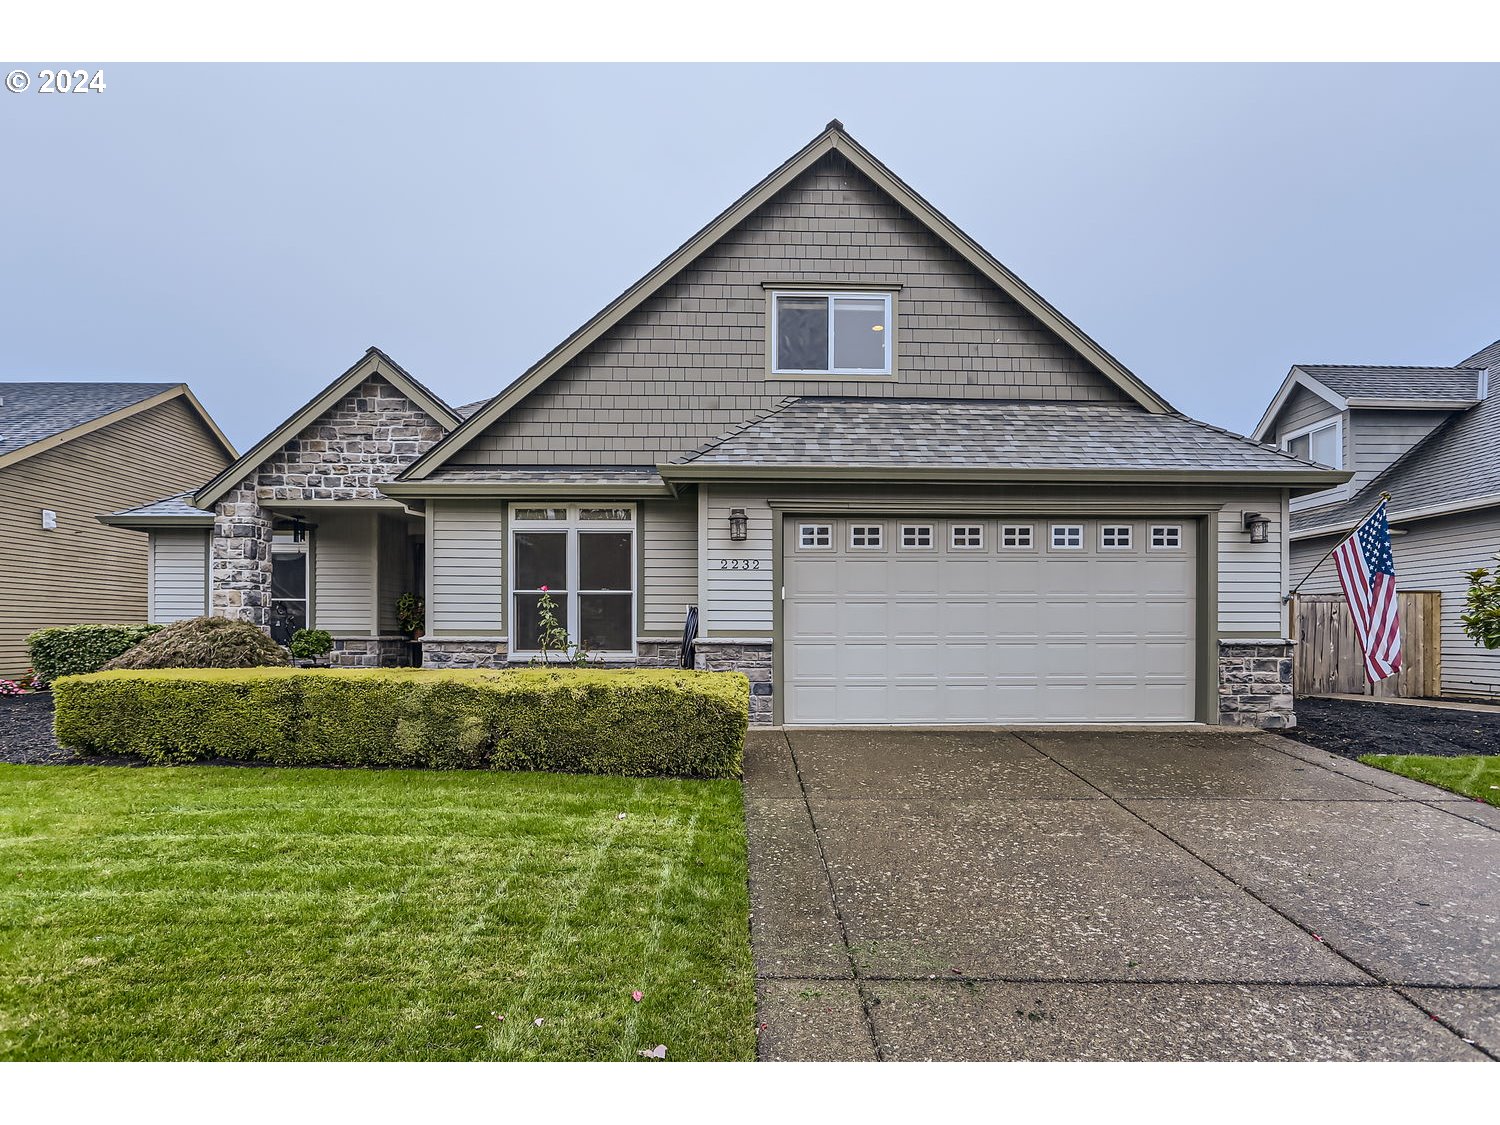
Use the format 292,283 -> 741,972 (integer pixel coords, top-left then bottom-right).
531,586 -> 595,666
1462,555 -> 1500,649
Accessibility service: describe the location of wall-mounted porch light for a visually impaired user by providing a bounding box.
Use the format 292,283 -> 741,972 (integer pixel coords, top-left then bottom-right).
1242,511 -> 1270,544
728,508 -> 749,542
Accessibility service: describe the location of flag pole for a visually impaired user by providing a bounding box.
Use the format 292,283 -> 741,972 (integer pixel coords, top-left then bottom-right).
1283,491 -> 1393,605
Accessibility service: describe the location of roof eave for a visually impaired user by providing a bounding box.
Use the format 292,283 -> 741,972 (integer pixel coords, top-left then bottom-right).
1291,492 -> 1500,540
1343,397 -> 1478,410
1250,368 -> 1347,443
379,481 -> 676,500
659,463 -> 1352,489
97,513 -> 214,530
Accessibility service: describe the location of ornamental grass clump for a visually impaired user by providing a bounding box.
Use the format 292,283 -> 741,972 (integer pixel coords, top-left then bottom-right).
102,616 -> 291,671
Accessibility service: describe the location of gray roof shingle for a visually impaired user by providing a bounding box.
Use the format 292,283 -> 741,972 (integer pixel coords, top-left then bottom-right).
675,397 -> 1329,475
1292,338 -> 1500,536
0,382 -> 178,456
1295,365 -> 1482,402
102,491 -> 213,522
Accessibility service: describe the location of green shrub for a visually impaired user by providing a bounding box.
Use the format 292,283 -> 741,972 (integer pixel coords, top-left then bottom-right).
26,624 -> 163,684
102,616 -> 291,671
289,628 -> 334,661
51,667 -> 749,776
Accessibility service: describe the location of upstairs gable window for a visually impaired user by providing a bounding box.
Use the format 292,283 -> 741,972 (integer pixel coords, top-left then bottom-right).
1284,420 -> 1341,468
772,292 -> 892,375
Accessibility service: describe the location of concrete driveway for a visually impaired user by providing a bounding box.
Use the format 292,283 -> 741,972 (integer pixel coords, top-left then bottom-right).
745,728 -> 1499,1061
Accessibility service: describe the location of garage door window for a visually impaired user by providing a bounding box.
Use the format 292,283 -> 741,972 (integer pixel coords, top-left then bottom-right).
900,524 -> 934,549
799,523 -> 833,549
1150,525 -> 1183,549
1050,524 -> 1084,549
1000,524 -> 1033,549
849,524 -> 884,549
1100,525 -> 1133,550
951,524 -> 984,550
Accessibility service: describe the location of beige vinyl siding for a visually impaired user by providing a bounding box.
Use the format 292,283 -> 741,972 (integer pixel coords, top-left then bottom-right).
376,514 -> 414,634
1346,409 -> 1450,496
148,530 -> 208,622
313,510 -> 376,635
641,496 -> 698,636
0,396 -> 231,676
459,152 -> 1127,468
1291,508 -> 1500,698
428,500 -> 504,636
1216,493 -> 1288,635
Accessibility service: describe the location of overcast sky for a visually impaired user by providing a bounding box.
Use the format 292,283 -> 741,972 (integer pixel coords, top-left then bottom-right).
3,63 -> 1497,449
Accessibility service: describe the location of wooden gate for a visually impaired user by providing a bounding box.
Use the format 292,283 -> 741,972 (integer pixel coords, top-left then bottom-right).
1291,591 -> 1442,698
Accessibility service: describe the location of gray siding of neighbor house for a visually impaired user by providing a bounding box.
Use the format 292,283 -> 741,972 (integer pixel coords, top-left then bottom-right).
0,396 -> 231,676
641,497 -> 698,637
314,510 -> 376,635
148,529 -> 209,623
1291,508 -> 1500,698
457,151 -> 1128,468
428,501 -> 504,637
1345,408 -> 1450,496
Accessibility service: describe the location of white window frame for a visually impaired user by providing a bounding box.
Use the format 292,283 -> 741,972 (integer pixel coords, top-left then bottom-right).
1281,417 -> 1343,469
899,523 -> 934,550
1099,524 -> 1134,550
950,523 -> 985,550
849,523 -> 885,550
1000,524 -> 1034,549
771,290 -> 893,376
798,523 -> 833,550
509,503 -> 636,661
1050,524 -> 1084,550
1150,524 -> 1183,550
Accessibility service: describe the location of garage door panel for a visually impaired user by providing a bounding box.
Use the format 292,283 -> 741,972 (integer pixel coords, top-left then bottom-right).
785,515 -> 1196,724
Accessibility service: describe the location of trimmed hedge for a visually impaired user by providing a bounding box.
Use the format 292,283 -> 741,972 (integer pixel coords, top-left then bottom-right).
26,624 -> 163,684
52,667 -> 749,777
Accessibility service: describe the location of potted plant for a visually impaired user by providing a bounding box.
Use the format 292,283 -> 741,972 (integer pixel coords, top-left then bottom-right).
396,593 -> 425,640
289,628 -> 334,666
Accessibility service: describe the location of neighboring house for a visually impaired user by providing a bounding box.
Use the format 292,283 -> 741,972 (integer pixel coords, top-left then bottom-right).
117,122 -> 1344,727
0,382 -> 235,676
1252,341 -> 1500,700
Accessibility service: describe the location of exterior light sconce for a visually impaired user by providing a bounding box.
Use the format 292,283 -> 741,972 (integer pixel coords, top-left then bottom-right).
1243,511 -> 1270,544
289,516 -> 311,543
728,508 -> 749,542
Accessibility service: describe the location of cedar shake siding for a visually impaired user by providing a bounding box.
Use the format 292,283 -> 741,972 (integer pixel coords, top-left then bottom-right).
0,396 -> 231,675
458,152 -> 1129,468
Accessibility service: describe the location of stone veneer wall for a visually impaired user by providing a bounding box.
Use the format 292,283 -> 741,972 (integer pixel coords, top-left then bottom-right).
211,484 -> 274,626
421,640 -> 509,669
1218,640 -> 1296,729
636,641 -> 685,668
211,374 -> 449,629
331,637 -> 419,669
695,639 -> 773,725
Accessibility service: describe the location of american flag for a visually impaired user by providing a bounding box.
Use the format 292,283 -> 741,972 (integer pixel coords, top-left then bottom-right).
1332,500 -> 1402,682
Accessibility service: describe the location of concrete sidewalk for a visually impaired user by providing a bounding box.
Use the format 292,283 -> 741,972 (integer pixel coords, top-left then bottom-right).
744,728 -> 1499,1061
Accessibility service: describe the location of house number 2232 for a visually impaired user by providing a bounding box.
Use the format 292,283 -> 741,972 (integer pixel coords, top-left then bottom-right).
717,559 -> 762,570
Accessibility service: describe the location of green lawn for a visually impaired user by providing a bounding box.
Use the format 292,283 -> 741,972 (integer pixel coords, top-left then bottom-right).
1359,754 -> 1500,807
0,765 -> 754,1061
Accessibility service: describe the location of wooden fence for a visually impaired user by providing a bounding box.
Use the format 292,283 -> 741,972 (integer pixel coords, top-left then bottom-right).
1291,591 -> 1442,698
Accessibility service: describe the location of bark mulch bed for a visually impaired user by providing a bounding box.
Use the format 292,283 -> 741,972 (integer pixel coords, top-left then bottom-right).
1281,695 -> 1500,760
0,693 -> 144,766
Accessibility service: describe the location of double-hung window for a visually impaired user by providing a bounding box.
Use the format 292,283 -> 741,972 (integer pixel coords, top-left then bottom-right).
511,505 -> 635,659
771,291 -> 892,375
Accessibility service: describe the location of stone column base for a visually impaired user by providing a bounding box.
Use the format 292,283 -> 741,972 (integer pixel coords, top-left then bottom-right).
330,636 -> 420,668
1219,640 -> 1296,729
421,640 -> 509,669
635,640 -> 686,668
695,638 -> 773,725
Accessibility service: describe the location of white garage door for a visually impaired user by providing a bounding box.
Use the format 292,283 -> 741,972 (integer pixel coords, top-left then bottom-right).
783,517 -> 1197,725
